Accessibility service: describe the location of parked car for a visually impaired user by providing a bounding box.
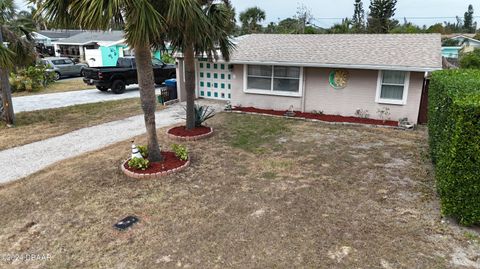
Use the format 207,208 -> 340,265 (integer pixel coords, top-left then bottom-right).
40,57 -> 88,80
82,57 -> 176,94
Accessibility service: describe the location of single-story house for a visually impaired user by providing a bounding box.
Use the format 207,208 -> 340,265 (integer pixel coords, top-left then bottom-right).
443,34 -> 480,54
33,30 -> 85,45
51,30 -> 167,67
31,30 -> 84,56
175,34 -> 442,124
51,30 -> 129,64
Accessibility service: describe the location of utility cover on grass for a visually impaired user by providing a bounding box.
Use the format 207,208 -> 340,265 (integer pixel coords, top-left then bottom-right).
114,216 -> 139,231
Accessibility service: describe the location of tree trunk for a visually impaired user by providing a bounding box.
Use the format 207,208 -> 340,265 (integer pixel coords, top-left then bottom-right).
0,30 -> 15,126
135,43 -> 163,162
184,44 -> 196,130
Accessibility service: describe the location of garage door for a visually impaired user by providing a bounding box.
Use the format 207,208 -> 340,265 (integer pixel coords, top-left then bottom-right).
197,60 -> 232,100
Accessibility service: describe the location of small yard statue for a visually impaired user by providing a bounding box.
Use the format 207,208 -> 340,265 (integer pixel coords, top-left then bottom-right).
398,118 -> 414,129
224,101 -> 232,111
285,105 -> 296,117
131,141 -> 144,159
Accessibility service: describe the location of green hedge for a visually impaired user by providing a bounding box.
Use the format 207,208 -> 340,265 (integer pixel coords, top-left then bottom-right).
429,70 -> 480,225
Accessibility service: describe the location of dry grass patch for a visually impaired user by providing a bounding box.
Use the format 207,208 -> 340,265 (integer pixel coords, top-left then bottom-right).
12,78 -> 93,97
0,98 -> 163,150
0,113 -> 479,268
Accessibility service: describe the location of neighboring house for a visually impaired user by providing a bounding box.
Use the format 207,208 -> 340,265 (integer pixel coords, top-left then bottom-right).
31,30 -> 84,56
51,30 -> 129,64
175,34 -> 442,124
441,46 -> 462,58
445,34 -> 480,54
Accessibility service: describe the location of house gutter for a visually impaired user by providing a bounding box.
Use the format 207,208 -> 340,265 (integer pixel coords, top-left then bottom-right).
230,60 -> 442,73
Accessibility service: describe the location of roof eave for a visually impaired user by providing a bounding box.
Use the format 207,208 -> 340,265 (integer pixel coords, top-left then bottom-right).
52,41 -> 94,45
229,60 -> 442,72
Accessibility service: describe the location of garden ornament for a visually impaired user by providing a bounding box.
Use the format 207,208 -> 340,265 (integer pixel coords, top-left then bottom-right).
131,141 -> 144,159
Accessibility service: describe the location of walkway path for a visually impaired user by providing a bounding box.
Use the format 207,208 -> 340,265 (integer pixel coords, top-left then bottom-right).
13,85 -> 165,112
0,100 -> 224,184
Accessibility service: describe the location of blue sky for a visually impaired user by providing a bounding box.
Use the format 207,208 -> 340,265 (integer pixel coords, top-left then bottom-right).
14,0 -> 477,28
231,0 -> 476,28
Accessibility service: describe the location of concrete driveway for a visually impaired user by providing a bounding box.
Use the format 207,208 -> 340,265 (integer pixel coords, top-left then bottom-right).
12,85 -> 166,112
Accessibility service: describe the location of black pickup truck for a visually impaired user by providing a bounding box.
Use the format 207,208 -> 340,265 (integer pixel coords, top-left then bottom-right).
82,57 -> 176,94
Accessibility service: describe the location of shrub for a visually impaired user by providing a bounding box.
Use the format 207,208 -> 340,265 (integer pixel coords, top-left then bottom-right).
137,145 -> 148,158
128,157 -> 150,170
171,144 -> 188,161
186,105 -> 215,127
161,53 -> 175,64
9,65 -> 56,92
459,48 -> 480,69
429,69 -> 480,225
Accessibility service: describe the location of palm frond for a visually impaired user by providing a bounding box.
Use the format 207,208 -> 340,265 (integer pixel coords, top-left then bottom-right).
69,0 -> 124,30
166,0 -> 209,50
39,0 -> 165,48
166,0 -> 235,61
123,0 -> 165,47
38,0 -> 75,28
8,37 -> 36,67
0,25 -> 36,67
0,0 -> 15,23
0,43 -> 15,69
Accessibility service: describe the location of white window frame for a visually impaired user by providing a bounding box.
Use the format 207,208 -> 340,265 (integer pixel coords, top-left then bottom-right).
375,70 -> 410,105
243,64 -> 303,97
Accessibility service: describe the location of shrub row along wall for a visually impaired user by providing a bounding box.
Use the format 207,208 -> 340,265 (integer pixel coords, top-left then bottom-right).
429,69 -> 480,225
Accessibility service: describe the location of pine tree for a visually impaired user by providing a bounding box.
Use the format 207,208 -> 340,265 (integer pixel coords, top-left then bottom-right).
352,0 -> 366,33
367,0 -> 398,33
464,4 -> 476,33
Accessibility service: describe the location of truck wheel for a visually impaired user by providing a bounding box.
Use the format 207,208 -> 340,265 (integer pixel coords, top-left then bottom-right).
111,80 -> 126,94
96,86 -> 109,92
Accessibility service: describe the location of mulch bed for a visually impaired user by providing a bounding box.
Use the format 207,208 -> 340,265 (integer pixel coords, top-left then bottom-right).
123,151 -> 187,175
233,107 -> 398,127
167,126 -> 212,137
166,126 -> 214,141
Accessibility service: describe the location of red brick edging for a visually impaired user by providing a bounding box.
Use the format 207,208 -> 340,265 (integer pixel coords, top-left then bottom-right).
121,158 -> 190,179
166,127 -> 214,141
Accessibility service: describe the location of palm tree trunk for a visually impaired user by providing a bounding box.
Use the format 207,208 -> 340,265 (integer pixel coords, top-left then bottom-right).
184,43 -> 196,130
0,30 -> 15,126
135,43 -> 163,162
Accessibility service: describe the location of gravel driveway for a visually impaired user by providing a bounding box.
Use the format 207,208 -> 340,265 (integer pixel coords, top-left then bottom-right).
0,100 -> 224,184
12,85 -> 165,112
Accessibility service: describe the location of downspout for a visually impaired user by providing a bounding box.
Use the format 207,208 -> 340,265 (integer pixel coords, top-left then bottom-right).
301,67 -> 307,113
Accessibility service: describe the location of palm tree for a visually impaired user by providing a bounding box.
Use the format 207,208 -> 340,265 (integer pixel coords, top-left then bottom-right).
38,0 -> 166,162
167,0 -> 235,130
0,0 -> 36,126
239,6 -> 266,34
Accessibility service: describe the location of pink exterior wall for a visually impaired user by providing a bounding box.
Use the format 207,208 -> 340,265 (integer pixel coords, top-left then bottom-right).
231,65 -> 425,123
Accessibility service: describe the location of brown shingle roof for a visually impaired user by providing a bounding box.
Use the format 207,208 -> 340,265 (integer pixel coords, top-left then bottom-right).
231,34 -> 442,71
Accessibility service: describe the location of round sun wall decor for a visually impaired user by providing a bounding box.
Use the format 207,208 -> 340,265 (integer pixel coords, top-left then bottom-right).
329,69 -> 349,89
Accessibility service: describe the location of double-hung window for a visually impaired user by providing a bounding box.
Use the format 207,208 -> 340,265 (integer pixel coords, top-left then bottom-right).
245,65 -> 302,96
376,70 -> 410,105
